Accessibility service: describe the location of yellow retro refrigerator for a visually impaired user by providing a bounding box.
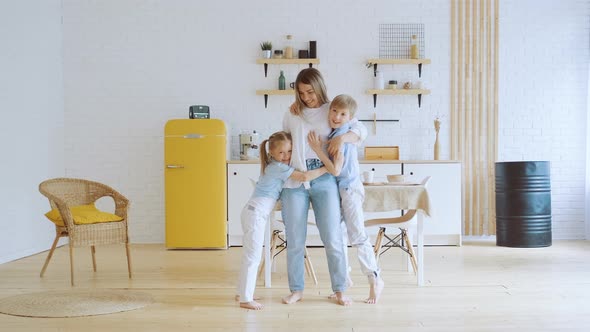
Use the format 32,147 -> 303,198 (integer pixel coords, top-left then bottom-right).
164,119 -> 227,249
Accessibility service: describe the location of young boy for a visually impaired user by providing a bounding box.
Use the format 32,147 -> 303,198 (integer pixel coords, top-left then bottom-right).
308,94 -> 384,304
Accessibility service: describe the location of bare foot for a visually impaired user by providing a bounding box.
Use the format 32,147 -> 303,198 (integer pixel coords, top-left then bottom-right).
282,291 -> 303,304
334,291 -> 353,306
365,275 -> 384,304
240,301 -> 264,310
235,295 -> 261,301
328,274 -> 354,299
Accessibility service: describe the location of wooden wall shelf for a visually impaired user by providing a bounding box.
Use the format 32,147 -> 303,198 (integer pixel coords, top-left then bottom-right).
256,89 -> 295,95
256,58 -> 321,65
366,88 -> 431,95
366,89 -> 431,108
256,58 -> 320,77
255,58 -> 320,107
366,58 -> 431,77
255,89 -> 295,108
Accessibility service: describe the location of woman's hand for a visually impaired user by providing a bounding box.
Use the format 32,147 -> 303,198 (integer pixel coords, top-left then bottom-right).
327,135 -> 344,156
289,102 -> 301,115
307,131 -> 323,153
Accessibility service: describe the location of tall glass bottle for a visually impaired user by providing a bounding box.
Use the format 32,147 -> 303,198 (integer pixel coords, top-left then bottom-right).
410,35 -> 418,59
278,70 -> 286,90
285,35 -> 293,59
374,71 -> 384,89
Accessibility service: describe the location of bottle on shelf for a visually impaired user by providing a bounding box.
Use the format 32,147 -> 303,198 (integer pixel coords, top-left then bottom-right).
285,35 -> 293,59
278,70 -> 286,90
309,41 -> 317,58
373,71 -> 384,89
410,35 -> 418,59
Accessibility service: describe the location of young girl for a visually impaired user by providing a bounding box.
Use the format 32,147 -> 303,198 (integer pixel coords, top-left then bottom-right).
236,131 -> 326,310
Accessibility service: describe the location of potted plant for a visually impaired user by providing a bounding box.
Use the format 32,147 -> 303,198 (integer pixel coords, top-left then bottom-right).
260,41 -> 272,59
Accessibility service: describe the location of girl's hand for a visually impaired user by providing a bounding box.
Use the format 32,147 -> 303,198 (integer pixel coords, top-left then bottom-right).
327,135 -> 344,156
289,102 -> 301,115
307,131 -> 322,152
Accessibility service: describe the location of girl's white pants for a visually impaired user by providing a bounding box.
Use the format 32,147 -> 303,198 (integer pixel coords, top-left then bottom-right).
236,196 -> 275,302
340,183 -> 380,278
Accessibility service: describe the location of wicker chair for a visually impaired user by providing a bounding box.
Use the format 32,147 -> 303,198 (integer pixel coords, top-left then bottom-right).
39,178 -> 132,286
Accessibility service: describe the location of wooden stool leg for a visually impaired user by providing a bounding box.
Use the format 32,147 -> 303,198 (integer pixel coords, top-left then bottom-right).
373,227 -> 385,264
258,230 -> 278,279
40,231 -> 61,277
69,245 -> 75,286
270,231 -> 281,272
402,229 -> 418,275
91,245 -> 97,272
257,251 -> 265,280
304,247 -> 318,285
126,243 -> 132,279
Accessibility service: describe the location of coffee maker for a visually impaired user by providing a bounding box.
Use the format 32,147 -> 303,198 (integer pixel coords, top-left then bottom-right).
239,131 -> 259,160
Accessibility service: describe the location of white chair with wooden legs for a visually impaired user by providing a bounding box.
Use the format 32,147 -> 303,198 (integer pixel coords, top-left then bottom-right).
366,211 -> 418,274
257,203 -> 318,285
246,178 -> 318,285
39,178 -> 132,286
364,176 -> 431,274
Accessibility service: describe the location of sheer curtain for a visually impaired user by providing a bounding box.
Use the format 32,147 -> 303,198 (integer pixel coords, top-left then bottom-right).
450,0 -> 499,236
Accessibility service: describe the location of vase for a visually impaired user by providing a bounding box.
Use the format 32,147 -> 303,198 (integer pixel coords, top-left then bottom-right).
434,134 -> 440,160
261,50 -> 271,59
434,118 -> 441,160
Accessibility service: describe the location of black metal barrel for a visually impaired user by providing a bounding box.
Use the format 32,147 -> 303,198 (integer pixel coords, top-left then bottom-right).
495,161 -> 552,247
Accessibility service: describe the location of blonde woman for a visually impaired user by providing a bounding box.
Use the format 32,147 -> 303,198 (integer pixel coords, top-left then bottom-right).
281,68 -> 367,306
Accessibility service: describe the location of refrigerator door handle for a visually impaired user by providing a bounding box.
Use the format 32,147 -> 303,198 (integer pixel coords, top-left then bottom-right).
166,165 -> 185,169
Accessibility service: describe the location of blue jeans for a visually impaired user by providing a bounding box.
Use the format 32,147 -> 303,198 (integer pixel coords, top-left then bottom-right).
280,173 -> 347,293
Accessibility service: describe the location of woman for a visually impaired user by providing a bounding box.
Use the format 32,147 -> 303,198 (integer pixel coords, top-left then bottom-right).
281,68 -> 367,306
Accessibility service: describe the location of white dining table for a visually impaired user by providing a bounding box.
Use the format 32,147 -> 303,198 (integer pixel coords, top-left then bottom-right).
262,180 -> 432,287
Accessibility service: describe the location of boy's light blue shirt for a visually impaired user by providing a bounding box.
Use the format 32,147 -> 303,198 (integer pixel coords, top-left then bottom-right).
327,122 -> 360,190
253,161 -> 294,200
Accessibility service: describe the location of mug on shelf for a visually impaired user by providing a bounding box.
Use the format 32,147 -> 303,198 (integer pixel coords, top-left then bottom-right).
362,170 -> 375,183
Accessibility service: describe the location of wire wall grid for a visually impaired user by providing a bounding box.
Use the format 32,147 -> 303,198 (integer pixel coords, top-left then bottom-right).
379,23 -> 425,59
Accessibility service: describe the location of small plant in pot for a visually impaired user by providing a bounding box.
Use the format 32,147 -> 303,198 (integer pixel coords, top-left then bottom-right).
260,41 -> 272,59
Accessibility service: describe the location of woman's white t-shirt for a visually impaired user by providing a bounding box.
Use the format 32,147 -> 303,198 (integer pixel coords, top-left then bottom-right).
282,103 -> 366,189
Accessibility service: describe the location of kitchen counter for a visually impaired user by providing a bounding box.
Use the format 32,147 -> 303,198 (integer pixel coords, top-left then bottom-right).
227,159 -> 461,164
226,159 -> 462,246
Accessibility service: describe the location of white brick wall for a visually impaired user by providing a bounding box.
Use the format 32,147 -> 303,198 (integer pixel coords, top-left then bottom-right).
499,0 -> 589,239
0,0 -> 65,264
0,0 -> 580,250
61,0 -> 454,243
60,0 -> 589,242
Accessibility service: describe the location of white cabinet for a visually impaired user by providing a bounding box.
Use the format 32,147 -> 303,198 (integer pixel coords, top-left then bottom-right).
359,163 -> 403,238
227,162 -> 324,246
359,163 -> 402,183
227,163 -> 259,246
403,162 -> 462,246
359,162 -> 462,246
227,161 -> 462,247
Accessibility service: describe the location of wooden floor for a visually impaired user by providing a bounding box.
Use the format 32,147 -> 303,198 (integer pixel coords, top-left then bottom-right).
1,240 -> 589,331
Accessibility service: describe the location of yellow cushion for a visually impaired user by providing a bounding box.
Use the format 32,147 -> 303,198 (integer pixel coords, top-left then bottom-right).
44,204 -> 123,226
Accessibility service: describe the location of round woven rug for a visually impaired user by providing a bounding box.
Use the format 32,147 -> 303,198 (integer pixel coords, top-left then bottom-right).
0,290 -> 153,318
